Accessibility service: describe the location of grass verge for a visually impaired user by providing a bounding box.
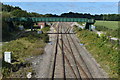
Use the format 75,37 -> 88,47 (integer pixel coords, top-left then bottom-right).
73,26 -> 119,78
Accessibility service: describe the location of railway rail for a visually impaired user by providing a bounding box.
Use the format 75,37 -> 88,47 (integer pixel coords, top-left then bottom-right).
63,22 -> 94,79
51,22 -> 94,79
51,23 -> 60,79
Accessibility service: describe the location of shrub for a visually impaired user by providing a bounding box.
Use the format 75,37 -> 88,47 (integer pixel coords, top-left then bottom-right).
41,26 -> 50,33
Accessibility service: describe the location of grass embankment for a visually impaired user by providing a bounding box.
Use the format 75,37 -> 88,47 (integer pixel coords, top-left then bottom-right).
94,20 -> 119,38
2,28 -> 49,78
73,26 -> 119,78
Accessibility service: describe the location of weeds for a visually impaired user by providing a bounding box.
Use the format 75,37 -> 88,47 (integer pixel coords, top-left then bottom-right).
2,31 -> 49,78
74,27 -> 119,78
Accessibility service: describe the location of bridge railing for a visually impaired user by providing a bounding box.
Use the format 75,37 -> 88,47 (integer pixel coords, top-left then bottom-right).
7,17 -> 95,24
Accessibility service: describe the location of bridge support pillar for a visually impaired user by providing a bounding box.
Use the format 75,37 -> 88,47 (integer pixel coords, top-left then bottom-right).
85,23 -> 92,30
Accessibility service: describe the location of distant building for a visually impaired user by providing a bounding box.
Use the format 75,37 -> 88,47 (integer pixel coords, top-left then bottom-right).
37,22 -> 45,29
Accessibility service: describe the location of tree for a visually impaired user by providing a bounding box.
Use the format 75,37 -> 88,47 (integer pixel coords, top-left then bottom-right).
2,12 -> 11,31
2,3 -> 21,12
30,12 -> 44,17
2,12 -> 15,41
44,14 -> 55,17
11,9 -> 30,17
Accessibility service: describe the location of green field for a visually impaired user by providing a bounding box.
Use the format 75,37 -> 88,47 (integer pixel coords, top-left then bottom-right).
94,20 -> 119,30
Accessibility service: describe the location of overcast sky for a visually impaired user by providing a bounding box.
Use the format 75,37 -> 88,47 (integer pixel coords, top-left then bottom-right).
3,2 -> 119,15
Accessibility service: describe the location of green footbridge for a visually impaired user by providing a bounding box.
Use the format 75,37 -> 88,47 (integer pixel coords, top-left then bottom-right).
7,17 -> 95,30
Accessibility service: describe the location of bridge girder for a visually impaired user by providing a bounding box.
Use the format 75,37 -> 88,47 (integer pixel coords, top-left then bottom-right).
8,17 -> 95,24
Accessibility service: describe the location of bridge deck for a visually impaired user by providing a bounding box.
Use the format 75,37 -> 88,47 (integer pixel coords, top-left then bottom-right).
8,17 -> 95,24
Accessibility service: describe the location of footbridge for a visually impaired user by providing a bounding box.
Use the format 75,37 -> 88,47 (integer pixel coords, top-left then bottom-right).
7,17 -> 95,30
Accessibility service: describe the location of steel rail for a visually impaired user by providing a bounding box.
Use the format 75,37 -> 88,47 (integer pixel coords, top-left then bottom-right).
60,25 -> 66,80
51,23 -> 59,80
62,23 -> 91,80
62,41 -> 90,79
66,23 -> 94,79
63,27 -> 82,79
58,43 -> 78,79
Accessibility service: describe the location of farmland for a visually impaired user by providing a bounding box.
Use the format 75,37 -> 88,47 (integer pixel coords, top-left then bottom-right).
93,20 -> 119,38
94,20 -> 119,30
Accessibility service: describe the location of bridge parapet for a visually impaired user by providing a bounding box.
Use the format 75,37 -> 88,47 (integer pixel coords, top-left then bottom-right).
7,17 -> 95,24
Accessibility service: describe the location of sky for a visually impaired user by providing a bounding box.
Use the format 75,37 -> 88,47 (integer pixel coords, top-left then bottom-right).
1,0 -> 120,2
3,2 -> 119,15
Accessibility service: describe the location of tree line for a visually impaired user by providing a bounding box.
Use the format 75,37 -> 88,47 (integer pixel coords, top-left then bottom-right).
60,12 -> 120,21
2,3 -> 120,21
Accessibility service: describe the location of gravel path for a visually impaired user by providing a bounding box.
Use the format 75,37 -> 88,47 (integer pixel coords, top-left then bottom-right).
31,43 -> 54,78
30,23 -> 57,78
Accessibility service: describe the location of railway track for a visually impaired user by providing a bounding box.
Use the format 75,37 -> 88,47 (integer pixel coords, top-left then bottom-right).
51,22 -> 93,79
63,22 -> 94,79
62,23 -> 92,79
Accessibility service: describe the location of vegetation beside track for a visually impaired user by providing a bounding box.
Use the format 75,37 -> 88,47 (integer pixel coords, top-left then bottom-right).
77,22 -> 86,26
2,30 -> 49,78
73,26 -> 119,78
41,25 -> 50,33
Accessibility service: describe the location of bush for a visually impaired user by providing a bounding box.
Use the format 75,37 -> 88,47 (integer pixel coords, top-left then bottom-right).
100,34 -> 107,41
39,33 -> 49,43
41,26 -> 50,33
